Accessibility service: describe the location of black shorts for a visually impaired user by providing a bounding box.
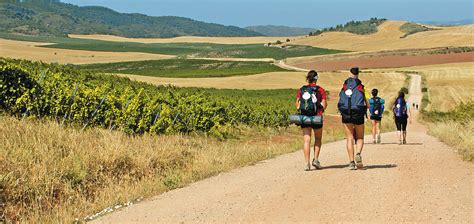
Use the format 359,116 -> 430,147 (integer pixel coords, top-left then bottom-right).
395,117 -> 408,131
301,124 -> 323,129
370,116 -> 382,121
342,115 -> 365,125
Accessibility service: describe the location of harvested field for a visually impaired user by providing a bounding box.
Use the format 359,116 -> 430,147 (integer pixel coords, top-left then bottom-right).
0,38 -> 174,64
68,34 -> 300,45
291,21 -> 474,51
395,62 -> 474,112
289,51 -> 474,71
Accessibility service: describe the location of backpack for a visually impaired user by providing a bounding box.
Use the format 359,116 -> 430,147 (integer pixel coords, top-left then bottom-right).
393,97 -> 407,118
299,86 -> 322,116
371,97 -> 383,118
337,78 -> 366,117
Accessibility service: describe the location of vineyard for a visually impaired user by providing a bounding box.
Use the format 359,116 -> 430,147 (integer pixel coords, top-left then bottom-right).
0,58 -> 295,138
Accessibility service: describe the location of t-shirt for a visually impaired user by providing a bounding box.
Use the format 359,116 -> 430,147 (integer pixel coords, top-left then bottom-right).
296,83 -> 327,116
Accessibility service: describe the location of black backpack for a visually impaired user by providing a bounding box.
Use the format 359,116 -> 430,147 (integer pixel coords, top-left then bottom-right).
337,78 -> 366,117
299,86 -> 321,116
371,97 -> 382,118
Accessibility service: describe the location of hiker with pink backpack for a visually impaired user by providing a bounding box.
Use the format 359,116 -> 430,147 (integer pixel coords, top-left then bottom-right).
392,91 -> 412,144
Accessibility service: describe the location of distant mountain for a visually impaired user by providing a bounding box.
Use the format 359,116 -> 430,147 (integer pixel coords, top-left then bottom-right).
420,19 -> 474,26
245,25 -> 315,37
0,0 -> 263,38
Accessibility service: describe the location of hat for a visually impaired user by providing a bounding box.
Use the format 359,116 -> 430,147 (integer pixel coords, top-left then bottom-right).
350,67 -> 360,75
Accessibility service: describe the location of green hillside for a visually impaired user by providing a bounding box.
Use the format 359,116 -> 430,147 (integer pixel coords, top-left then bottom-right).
0,0 -> 262,38
245,25 -> 315,37
309,18 -> 387,36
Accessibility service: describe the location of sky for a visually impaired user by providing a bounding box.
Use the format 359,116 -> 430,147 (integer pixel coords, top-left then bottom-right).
61,0 -> 474,28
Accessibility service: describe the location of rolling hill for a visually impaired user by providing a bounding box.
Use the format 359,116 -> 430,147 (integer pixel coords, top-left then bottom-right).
291,20 -> 474,51
0,0 -> 262,38
245,25 -> 315,37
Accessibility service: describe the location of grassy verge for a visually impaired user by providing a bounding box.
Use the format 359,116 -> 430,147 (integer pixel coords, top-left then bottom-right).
0,113 -> 348,222
78,59 -> 287,78
421,102 -> 474,161
0,115 -> 301,222
0,32 -> 347,60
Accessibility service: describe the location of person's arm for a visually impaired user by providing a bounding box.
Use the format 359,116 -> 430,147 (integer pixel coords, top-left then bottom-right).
321,99 -> 327,111
295,88 -> 301,110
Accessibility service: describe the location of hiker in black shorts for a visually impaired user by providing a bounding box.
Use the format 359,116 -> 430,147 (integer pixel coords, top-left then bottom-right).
368,89 -> 385,144
296,70 -> 328,171
337,67 -> 370,170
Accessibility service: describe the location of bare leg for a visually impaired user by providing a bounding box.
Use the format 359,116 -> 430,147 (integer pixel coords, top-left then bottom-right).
313,128 -> 323,160
343,123 -> 355,161
403,131 -> 407,142
371,119 -> 377,142
376,120 -> 381,136
354,124 -> 365,154
302,127 -> 312,164
397,131 -> 402,143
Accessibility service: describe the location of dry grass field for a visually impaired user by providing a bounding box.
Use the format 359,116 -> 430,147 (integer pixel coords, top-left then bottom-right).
68,34 -> 298,45
291,21 -> 474,51
0,38 -> 175,64
397,62 -> 474,112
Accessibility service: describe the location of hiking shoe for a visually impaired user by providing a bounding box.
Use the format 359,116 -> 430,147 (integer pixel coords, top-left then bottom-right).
377,135 -> 381,144
355,153 -> 363,170
372,140 -> 376,144
398,140 -> 403,145
349,161 -> 357,170
403,139 -> 407,144
304,163 -> 311,171
312,159 -> 322,170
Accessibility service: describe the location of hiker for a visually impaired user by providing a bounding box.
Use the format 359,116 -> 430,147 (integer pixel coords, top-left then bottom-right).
296,70 -> 327,171
338,67 -> 370,170
392,91 -> 412,144
416,104 -> 419,110
369,89 -> 385,144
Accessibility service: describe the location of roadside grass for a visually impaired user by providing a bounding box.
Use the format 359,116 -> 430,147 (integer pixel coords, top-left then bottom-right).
0,112 -> 348,222
78,59 -> 288,78
0,115 -> 301,223
0,32 -> 347,60
421,102 -> 474,161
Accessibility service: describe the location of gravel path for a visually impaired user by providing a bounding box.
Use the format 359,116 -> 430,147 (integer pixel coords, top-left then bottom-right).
93,75 -> 473,223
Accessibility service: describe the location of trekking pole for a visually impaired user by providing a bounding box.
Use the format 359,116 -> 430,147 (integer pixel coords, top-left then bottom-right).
171,113 -> 180,126
152,105 -> 162,125
82,93 -> 108,131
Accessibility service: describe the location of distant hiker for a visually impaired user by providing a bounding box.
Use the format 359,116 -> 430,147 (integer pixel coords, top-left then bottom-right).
369,89 -> 385,144
392,91 -> 412,144
416,104 -> 419,110
337,67 -> 370,170
296,70 -> 327,171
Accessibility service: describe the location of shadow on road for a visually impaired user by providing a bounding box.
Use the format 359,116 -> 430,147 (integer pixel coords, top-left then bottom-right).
364,164 -> 398,169
320,164 -> 349,170
318,164 -> 398,170
374,142 -> 423,145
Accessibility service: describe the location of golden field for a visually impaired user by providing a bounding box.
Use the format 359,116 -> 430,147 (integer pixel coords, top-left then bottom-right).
0,38 -> 175,64
291,21 -> 474,51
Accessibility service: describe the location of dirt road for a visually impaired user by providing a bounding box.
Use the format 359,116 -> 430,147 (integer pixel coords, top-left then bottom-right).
94,75 -> 473,223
